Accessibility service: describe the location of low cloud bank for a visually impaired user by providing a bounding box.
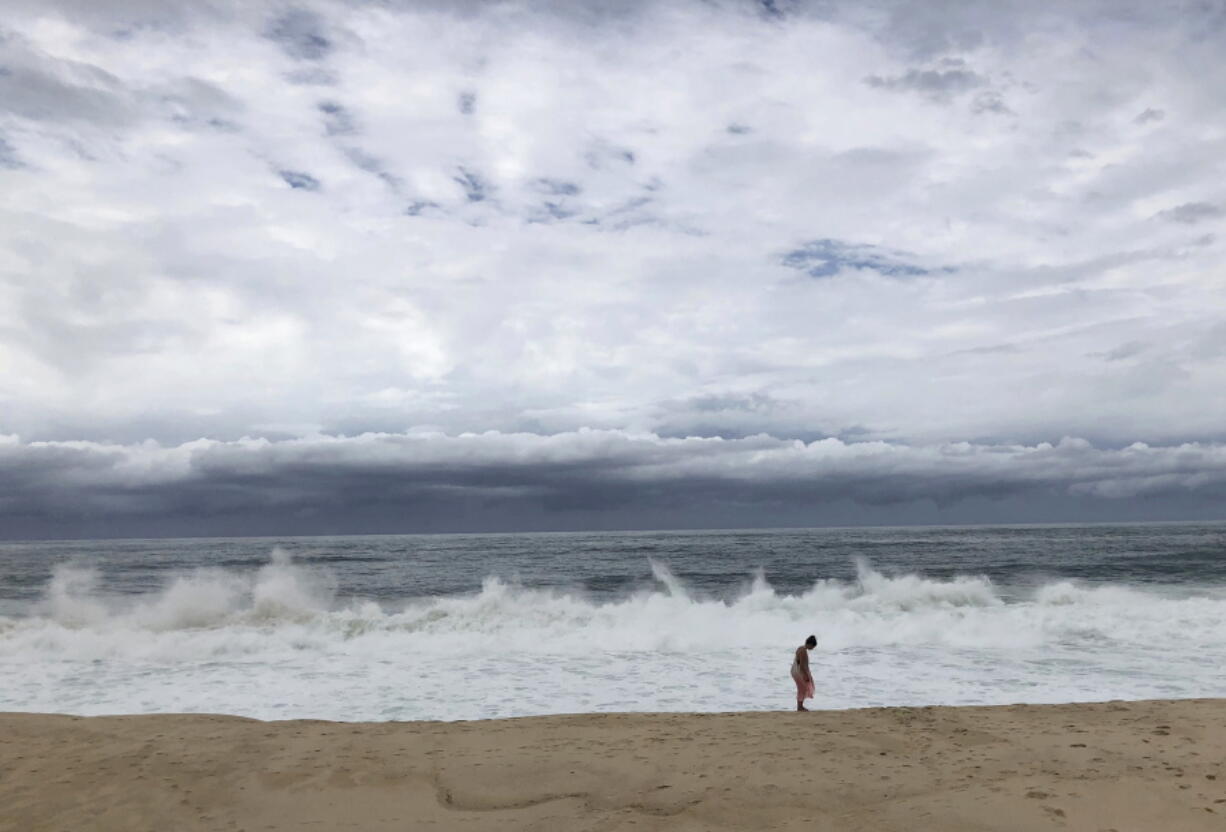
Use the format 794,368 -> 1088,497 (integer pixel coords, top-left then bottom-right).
2,430 -> 1223,536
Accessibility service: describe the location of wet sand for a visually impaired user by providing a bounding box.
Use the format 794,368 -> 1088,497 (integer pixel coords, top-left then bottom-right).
3,699 -> 1224,831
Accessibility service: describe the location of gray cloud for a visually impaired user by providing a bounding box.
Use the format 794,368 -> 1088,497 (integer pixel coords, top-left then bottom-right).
970,90 -> 1011,115
318,100 -> 356,135
453,167 -> 489,202
0,135 -> 20,168
865,67 -> 986,97
533,178 -> 581,197
404,199 -> 440,216
1156,202 -> 1223,224
1,0 -> 1225,535
279,169 -> 321,190
1097,340 -> 1148,362
285,67 -> 337,86
1,431 -> 1224,537
264,9 -> 333,62
781,239 -> 934,278
343,147 -> 398,189
0,44 -> 135,125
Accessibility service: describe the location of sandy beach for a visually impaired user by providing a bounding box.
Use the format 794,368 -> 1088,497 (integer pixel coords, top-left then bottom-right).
2,700 -> 1224,831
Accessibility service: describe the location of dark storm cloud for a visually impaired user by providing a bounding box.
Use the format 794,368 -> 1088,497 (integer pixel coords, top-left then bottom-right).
1,432 -> 1224,537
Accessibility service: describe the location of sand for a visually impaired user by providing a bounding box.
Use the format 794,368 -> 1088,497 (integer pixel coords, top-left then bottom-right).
2,700 -> 1224,831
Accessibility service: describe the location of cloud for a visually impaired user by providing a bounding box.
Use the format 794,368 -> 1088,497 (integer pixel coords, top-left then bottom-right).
781,239 -> 934,277
864,66 -> 986,97
318,100 -> 356,136
278,169 -> 321,190
264,9 -> 333,62
0,0 -> 1225,535
970,90 -> 1011,115
0,38 -> 136,125
0,135 -> 21,168
1156,202 -> 1223,224
452,166 -> 489,202
533,178 -> 581,197
1096,340 -> 1148,362
2,431 -> 1224,535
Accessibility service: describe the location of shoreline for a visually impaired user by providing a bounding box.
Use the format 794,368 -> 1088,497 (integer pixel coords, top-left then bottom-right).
4,699 -> 1225,830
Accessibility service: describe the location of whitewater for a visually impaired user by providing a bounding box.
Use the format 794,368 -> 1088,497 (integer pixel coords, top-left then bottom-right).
2,525 -> 1225,721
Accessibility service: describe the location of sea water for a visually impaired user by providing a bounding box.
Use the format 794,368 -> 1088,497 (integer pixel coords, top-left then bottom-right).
1,523 -> 1224,721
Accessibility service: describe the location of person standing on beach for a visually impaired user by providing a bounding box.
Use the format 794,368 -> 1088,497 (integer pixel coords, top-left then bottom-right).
792,635 -> 817,711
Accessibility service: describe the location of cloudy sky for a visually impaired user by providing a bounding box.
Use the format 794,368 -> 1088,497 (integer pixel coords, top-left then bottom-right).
1,0 -> 1225,537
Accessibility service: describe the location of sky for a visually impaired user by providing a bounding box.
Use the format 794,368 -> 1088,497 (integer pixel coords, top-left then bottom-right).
1,0 -> 1225,538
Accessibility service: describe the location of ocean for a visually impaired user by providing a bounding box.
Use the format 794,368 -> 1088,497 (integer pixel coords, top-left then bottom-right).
2,523 -> 1225,721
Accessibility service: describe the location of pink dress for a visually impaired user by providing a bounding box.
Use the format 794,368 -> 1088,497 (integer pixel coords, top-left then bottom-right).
792,652 -> 814,700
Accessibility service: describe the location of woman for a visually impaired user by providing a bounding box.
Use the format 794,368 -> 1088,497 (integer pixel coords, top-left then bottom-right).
791,635 -> 817,711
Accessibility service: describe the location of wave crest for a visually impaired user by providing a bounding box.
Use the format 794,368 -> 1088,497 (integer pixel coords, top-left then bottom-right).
3,549 -> 1220,659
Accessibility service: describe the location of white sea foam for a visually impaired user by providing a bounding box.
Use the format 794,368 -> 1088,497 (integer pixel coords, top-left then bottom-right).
2,549 -> 1225,720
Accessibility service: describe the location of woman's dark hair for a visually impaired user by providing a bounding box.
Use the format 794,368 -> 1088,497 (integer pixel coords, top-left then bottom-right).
805,635 -> 817,648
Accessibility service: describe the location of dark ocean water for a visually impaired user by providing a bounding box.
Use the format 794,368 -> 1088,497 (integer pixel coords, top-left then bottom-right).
4,522 -> 1225,610
2,522 -> 1225,721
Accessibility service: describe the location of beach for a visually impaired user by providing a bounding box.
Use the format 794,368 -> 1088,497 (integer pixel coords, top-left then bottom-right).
3,699 -> 1224,831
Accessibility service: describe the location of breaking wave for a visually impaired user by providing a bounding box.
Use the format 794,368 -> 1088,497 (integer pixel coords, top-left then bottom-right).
6,550 -> 1223,653
3,548 -> 1225,720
